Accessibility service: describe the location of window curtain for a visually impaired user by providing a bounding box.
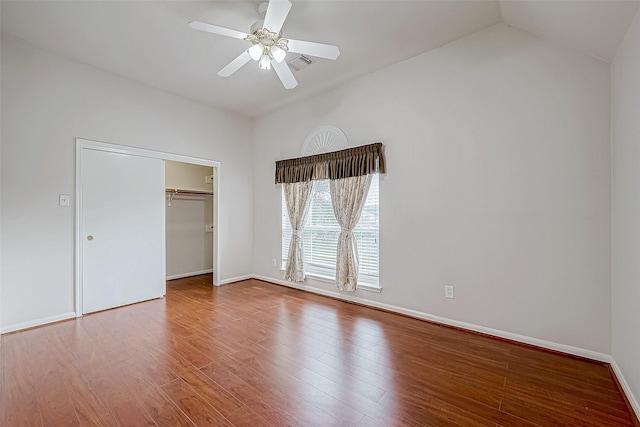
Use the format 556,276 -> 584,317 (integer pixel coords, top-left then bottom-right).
283,181 -> 314,282
275,142 -> 385,184
329,174 -> 373,292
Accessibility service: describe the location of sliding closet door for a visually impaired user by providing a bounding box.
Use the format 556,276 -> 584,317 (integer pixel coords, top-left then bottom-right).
81,148 -> 165,314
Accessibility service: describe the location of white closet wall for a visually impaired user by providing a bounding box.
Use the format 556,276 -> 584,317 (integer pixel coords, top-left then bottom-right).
166,161 -> 214,192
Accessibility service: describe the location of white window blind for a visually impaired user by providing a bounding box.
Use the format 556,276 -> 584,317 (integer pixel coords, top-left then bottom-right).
282,175 -> 379,287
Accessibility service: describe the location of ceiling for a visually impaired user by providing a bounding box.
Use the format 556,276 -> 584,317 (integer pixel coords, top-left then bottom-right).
1,1 -> 638,118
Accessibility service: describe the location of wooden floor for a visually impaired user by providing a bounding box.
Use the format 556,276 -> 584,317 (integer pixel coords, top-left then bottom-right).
1,275 -> 636,426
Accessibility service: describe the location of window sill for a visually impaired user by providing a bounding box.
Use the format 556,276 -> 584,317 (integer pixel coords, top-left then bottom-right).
278,268 -> 382,293
355,283 -> 382,293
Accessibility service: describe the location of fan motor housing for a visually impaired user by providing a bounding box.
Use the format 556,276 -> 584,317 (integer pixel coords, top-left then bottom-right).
249,20 -> 264,34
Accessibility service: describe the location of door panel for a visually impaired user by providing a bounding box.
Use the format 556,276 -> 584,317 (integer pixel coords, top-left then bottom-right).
81,149 -> 165,314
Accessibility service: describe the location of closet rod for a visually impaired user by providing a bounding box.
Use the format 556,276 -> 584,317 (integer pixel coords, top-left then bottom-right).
165,188 -> 213,196
165,188 -> 213,206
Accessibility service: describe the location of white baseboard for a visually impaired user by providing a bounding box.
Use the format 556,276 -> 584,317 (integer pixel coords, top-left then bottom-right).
609,359 -> 640,422
1,311 -> 76,334
252,274 -> 611,363
218,274 -> 254,286
166,269 -> 213,281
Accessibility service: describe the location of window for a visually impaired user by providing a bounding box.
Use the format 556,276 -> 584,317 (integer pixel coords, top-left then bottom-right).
282,175 -> 379,287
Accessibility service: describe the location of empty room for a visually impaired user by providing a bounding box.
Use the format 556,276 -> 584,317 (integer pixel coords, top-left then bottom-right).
1,0 -> 639,425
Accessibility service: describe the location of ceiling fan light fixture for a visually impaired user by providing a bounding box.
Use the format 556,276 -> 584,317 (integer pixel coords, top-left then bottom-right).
189,0 -> 339,89
259,54 -> 271,70
249,44 -> 263,61
271,46 -> 286,63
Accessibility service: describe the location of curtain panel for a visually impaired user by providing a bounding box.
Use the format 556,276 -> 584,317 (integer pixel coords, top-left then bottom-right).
330,174 -> 373,291
283,181 -> 314,282
275,142 -> 385,184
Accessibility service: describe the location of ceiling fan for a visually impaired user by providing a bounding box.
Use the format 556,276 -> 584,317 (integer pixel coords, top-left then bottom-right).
189,0 -> 340,89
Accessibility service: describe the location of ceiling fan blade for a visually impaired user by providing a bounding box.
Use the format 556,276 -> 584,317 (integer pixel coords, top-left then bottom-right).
272,60 -> 298,89
217,51 -> 252,77
263,0 -> 292,34
286,39 -> 340,60
188,21 -> 248,40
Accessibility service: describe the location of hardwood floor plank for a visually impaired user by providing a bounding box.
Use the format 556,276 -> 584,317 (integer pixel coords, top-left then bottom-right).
171,364 -> 243,417
198,361 -> 309,426
507,360 -> 621,395
286,350 -> 386,402
293,367 -> 427,427
500,395 -> 604,426
199,356 -> 338,427
37,367 -> 80,427
1,275 -> 637,426
503,377 -> 635,426
92,371 -> 157,426
2,335 -> 44,426
225,405 -> 272,427
160,378 -> 233,426
118,360 -> 196,426
505,375 -> 632,417
3,366 -> 44,426
65,381 -> 120,426
207,351 -> 350,427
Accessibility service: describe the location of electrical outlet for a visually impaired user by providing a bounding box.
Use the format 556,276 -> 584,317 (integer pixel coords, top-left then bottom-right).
271,259 -> 277,267
445,285 -> 454,299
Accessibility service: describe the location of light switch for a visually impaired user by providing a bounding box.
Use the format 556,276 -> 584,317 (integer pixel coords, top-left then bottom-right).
59,194 -> 70,206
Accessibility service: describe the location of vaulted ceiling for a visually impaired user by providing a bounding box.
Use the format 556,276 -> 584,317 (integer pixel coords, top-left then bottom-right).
2,1 -> 638,117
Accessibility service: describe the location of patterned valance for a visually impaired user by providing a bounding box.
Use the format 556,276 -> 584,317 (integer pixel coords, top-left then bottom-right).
275,142 -> 386,184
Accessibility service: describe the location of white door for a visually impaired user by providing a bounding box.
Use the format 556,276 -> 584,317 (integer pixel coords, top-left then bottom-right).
81,148 -> 165,314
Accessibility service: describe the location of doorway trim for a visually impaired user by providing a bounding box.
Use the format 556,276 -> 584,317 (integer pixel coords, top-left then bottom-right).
75,138 -> 222,317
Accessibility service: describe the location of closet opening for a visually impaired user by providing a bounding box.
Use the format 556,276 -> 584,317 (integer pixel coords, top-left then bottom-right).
165,161 -> 215,283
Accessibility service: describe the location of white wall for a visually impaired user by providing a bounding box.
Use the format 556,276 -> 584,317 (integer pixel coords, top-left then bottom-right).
253,24 -> 612,354
612,7 -> 640,415
0,35 -> 253,330
166,195 -> 214,278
